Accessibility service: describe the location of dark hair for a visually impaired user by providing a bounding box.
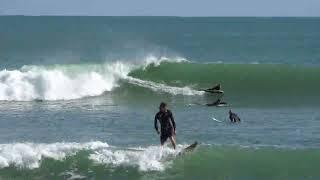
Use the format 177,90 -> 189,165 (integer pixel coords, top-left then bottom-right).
159,102 -> 167,108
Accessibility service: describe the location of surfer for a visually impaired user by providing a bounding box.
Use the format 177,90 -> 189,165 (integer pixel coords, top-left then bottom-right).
203,84 -> 224,94
154,102 -> 176,149
229,110 -> 241,123
207,84 -> 221,91
206,98 -> 227,106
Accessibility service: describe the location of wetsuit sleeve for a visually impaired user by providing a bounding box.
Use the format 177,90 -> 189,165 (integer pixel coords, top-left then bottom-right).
154,113 -> 159,132
169,111 -> 176,131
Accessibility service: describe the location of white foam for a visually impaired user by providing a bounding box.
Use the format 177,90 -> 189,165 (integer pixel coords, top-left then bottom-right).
0,61 -> 132,101
126,77 -> 204,96
0,141 -> 185,172
0,56 -> 196,101
89,145 -> 183,171
142,55 -> 189,69
0,142 -> 109,169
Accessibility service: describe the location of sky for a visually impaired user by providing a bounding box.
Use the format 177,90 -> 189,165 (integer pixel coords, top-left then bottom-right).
0,0 -> 319,17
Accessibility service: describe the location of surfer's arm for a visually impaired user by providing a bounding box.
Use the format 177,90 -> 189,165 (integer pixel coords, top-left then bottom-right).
154,114 -> 159,133
169,111 -> 176,131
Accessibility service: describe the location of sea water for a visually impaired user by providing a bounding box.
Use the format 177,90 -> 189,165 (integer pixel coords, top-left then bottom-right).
0,16 -> 319,180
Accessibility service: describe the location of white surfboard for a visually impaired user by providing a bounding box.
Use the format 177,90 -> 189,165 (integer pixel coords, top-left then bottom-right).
211,117 -> 222,122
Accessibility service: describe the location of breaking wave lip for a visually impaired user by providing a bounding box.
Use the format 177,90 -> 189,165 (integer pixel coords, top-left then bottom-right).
0,56 -> 195,101
0,141 -> 185,172
141,55 -> 189,69
0,62 -> 130,101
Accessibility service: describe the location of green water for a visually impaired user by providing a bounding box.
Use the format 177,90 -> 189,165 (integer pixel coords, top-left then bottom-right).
0,16 -> 319,179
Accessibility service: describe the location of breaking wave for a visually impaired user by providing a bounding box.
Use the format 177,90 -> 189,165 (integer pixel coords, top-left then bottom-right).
1,55 -> 319,102
0,141 -> 182,171
0,141 -> 319,180
0,56 -> 199,101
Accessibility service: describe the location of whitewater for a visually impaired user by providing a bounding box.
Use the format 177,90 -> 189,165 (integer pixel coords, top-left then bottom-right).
0,141 -> 185,171
0,56 -> 201,101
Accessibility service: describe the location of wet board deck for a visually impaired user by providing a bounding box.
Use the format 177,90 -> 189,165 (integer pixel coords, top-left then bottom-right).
179,141 -> 198,155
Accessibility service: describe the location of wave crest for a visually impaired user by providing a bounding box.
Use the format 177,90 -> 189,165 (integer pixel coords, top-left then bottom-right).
0,62 -> 129,101
0,142 -> 109,169
0,141 -> 182,171
0,56 -> 194,101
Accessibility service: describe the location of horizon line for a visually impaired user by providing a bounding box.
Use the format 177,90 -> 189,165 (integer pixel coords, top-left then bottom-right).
0,15 -> 320,18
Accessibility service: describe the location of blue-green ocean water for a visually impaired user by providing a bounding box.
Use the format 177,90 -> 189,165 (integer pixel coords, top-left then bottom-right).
0,16 -> 319,180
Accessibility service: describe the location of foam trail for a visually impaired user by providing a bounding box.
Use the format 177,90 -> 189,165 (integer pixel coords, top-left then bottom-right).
0,141 -> 184,171
0,142 -> 109,169
89,145 -> 182,171
126,77 -> 204,96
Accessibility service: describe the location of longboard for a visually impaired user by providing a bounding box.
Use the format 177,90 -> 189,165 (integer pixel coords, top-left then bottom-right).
211,117 -> 222,122
216,103 -> 228,107
179,141 -> 198,155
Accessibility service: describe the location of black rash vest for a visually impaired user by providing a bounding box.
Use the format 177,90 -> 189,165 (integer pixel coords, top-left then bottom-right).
154,110 -> 176,132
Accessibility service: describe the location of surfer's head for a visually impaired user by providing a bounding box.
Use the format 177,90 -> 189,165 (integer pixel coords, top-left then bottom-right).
159,102 -> 167,112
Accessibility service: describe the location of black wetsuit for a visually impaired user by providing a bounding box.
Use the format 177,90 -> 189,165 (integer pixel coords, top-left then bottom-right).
229,112 -> 241,122
207,84 -> 221,91
154,110 -> 176,144
203,84 -> 223,94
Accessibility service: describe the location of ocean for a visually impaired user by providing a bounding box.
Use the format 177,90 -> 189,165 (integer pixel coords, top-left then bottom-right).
0,16 -> 319,180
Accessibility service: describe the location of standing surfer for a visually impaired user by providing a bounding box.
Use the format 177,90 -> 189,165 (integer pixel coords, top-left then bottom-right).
154,102 -> 177,149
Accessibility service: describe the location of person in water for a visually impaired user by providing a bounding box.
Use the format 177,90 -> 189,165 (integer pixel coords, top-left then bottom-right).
229,110 -> 241,123
206,98 -> 227,106
154,102 -> 176,149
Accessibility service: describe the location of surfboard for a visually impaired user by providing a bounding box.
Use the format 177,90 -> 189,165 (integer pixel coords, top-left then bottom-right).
216,103 -> 228,107
211,117 -> 222,122
179,141 -> 198,155
203,89 -> 224,94
198,88 -> 224,94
